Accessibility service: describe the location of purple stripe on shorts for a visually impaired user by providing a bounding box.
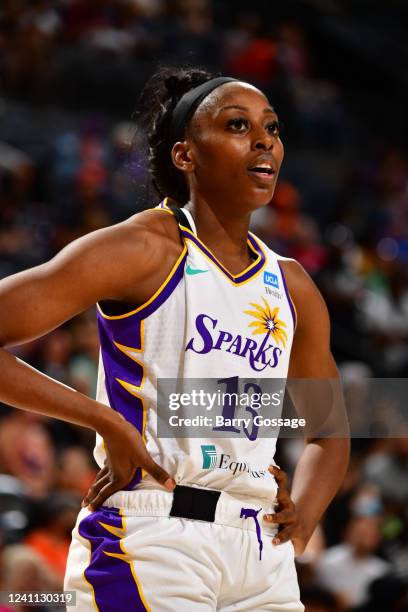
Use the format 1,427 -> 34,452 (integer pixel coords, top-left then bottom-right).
79,507 -> 148,611
277,261 -> 297,329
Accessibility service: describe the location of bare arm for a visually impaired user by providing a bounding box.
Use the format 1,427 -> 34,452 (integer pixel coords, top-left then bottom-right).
0,211 -> 181,499
266,261 -> 350,554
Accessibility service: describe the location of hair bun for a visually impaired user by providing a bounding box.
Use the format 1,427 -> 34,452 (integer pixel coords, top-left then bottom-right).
164,75 -> 182,95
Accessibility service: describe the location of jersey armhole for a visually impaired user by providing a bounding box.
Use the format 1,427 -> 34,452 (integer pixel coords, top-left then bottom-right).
97,243 -> 188,321
98,201 -> 187,318
277,260 -> 298,332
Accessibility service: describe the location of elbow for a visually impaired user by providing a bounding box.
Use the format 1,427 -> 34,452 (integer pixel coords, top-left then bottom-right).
306,436 -> 351,457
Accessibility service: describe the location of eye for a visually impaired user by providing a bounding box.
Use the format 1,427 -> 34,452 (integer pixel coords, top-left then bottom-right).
227,117 -> 249,133
266,120 -> 282,136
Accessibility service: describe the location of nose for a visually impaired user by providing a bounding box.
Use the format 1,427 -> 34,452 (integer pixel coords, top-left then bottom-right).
252,130 -> 274,151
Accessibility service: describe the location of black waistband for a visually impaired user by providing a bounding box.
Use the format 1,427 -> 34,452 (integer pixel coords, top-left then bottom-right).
169,485 -> 221,522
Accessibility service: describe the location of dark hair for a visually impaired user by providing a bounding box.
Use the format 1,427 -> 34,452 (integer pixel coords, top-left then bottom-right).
136,67 -> 215,205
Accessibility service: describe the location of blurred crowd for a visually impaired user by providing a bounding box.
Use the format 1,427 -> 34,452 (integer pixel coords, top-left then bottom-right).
0,1 -> 408,611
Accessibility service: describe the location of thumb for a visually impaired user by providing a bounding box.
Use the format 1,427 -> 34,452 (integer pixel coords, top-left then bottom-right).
143,457 -> 176,491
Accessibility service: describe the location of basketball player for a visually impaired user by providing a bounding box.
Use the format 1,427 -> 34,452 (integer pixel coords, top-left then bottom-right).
0,68 -> 350,610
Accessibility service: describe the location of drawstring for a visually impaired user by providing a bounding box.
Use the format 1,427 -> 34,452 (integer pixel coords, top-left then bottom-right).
240,507 -> 263,560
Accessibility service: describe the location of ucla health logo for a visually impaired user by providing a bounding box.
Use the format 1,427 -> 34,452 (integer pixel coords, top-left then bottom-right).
186,298 -> 287,372
264,271 -> 279,288
201,445 -> 218,469
200,445 -> 266,478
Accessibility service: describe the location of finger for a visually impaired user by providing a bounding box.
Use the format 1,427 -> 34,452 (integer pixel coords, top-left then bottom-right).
81,465 -> 108,500
87,482 -> 122,512
273,526 -> 295,545
269,465 -> 288,487
96,459 -> 109,476
143,457 -> 176,491
84,465 -> 108,494
263,510 -> 294,525
83,474 -> 111,508
82,468 -> 110,506
92,467 -> 110,484
276,487 -> 292,503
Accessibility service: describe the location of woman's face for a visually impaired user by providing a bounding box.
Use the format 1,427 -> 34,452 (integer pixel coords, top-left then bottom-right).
173,82 -> 284,213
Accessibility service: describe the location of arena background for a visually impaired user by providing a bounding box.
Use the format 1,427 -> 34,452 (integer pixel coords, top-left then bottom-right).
0,1 -> 407,610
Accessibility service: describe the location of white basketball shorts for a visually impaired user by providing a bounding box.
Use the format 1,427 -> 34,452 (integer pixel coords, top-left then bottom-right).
64,487 -> 304,611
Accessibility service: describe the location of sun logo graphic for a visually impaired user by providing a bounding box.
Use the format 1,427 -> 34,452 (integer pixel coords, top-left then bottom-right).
201,445 -> 218,469
244,297 -> 288,348
186,298 -> 287,371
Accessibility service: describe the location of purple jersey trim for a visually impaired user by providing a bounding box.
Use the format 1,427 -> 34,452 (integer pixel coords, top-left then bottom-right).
134,251 -> 186,319
180,227 -> 266,284
277,261 -> 297,330
79,507 -> 149,611
97,248 -> 187,321
96,247 -> 186,490
97,315 -> 145,490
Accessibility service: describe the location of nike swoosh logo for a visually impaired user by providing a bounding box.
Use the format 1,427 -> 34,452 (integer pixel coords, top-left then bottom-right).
186,264 -> 209,275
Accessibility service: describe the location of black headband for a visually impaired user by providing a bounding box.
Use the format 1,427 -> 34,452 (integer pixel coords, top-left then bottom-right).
169,76 -> 238,143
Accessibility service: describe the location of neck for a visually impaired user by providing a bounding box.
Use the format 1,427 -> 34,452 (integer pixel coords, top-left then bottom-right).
185,194 -> 251,260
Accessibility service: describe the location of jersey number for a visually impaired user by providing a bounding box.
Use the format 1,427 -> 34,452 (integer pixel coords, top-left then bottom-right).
212,376 -> 261,441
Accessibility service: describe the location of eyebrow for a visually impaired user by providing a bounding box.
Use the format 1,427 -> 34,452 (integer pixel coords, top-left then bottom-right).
218,104 -> 276,114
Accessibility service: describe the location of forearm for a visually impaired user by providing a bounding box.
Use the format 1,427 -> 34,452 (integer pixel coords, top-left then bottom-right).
0,347 -> 118,435
290,437 -> 350,539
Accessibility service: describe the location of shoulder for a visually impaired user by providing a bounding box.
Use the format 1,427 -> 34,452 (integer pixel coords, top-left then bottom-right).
249,234 -> 315,301
126,207 -> 181,237
0,207 -> 184,346
68,207 -> 182,274
278,258 -> 317,300
279,258 -> 339,378
43,207 -> 183,305
248,233 -> 328,331
278,258 -> 329,334
115,207 -> 182,252
91,208 -> 183,303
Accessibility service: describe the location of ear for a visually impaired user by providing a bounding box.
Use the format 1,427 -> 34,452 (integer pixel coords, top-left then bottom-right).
171,142 -> 195,173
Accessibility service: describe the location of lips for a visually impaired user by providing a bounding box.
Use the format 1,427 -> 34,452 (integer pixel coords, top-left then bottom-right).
247,155 -> 277,183
247,166 -> 276,184
249,166 -> 274,176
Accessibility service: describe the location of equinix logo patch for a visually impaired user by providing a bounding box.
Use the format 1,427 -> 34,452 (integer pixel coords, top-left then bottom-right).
201,445 -> 218,468
200,445 -> 266,478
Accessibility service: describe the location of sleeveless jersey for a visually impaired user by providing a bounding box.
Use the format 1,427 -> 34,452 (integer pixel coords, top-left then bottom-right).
94,201 -> 297,502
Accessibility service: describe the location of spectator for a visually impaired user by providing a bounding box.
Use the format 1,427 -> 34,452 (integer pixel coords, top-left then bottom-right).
315,515 -> 391,609
0,412 -> 55,499
0,0 -> 407,605
363,433 -> 408,503
0,544 -> 60,611
23,493 -> 80,582
300,586 -> 346,612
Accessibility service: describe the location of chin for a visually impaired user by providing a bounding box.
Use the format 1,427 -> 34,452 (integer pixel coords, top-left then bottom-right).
249,187 -> 275,210
212,182 -> 274,213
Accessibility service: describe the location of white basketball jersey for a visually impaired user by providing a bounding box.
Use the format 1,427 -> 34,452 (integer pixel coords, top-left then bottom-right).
94,201 -> 296,502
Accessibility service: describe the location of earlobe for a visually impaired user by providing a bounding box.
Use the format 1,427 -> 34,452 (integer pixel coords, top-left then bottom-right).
172,142 -> 195,173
